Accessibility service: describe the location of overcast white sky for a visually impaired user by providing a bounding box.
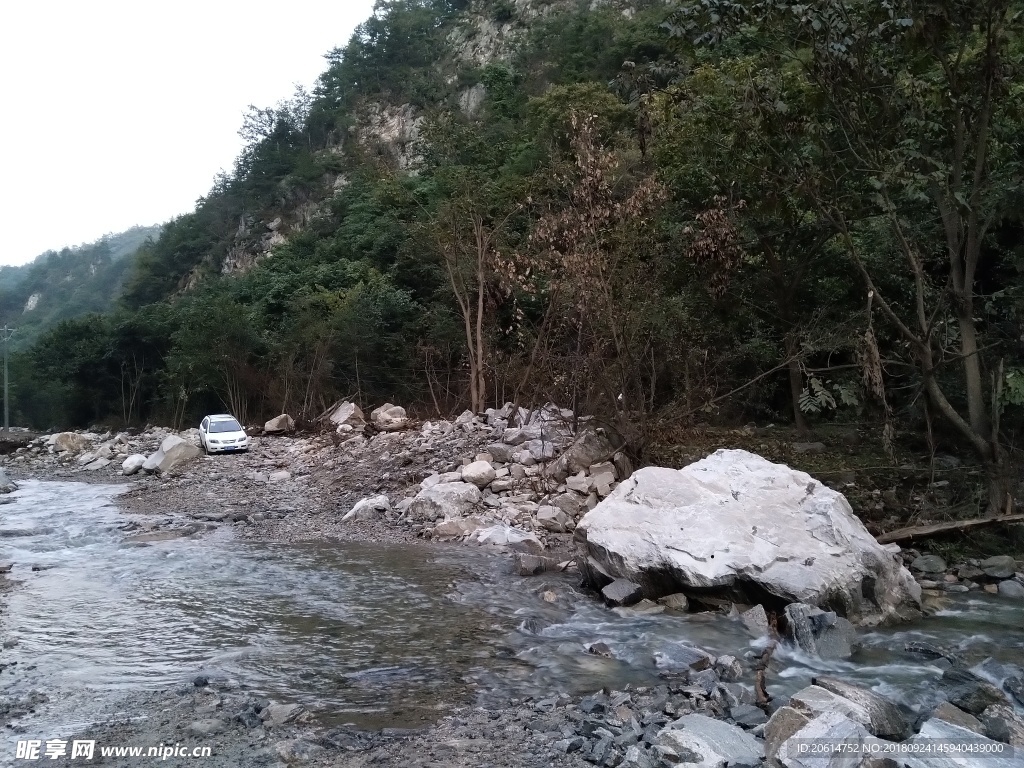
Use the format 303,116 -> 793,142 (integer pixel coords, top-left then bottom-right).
0,0 -> 376,267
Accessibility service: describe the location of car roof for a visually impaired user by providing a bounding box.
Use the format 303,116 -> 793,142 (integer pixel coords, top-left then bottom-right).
207,414 -> 239,421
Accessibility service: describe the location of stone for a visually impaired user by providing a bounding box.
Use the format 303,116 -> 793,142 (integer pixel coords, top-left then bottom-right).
523,439 -> 557,462
547,428 -> 616,481
470,524 -> 544,554
268,470 -> 291,482
0,468 -> 16,493
536,505 -> 573,533
142,435 -> 201,474
574,450 -> 921,625
601,578 -> 644,607
461,460 -> 496,488
654,643 -> 713,672
658,713 -> 764,768
764,706 -> 811,763
121,454 -> 147,475
730,704 -> 768,728
911,554 -> 947,574
621,745 -> 654,768
931,701 -> 984,734
658,593 -> 689,611
997,580 -> 1024,599
486,442 -> 516,463
0,562 -> 13,573
371,403 -> 409,431
188,719 -> 224,736
513,553 -> 560,576
261,702 -> 305,726
430,515 -> 490,539
942,667 -> 1009,715
329,401 -> 365,430
407,482 -> 481,521
550,492 -> 583,517
342,495 -> 392,523
566,472 -> 590,494
776,711 -> 884,768
903,718 -> 1020,768
784,603 -> 859,660
980,704 -> 1024,747
811,676 -> 911,740
979,555 -> 1017,579
52,432 -> 90,454
740,604 -> 770,637
264,413 -> 295,433
715,655 -> 743,682
84,458 -> 111,471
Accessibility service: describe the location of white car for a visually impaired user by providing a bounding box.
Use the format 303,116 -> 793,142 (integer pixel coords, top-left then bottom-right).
199,414 -> 250,454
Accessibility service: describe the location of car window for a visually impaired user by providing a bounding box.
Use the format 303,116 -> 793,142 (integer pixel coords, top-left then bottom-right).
201,418 -> 209,431
209,419 -> 243,433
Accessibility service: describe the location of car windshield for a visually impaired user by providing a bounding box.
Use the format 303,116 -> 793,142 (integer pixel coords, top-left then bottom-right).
209,419 -> 242,433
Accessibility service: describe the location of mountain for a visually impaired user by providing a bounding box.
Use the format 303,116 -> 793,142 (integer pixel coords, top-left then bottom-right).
0,225 -> 162,346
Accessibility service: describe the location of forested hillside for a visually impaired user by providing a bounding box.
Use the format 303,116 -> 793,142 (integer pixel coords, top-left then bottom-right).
0,225 -> 162,345
10,0 -> 1024,513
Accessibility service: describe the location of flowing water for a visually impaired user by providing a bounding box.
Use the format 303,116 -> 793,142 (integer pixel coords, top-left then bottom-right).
2,480 -> 1022,744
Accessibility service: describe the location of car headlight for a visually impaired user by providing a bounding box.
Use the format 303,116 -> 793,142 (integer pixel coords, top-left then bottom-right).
209,439 -> 222,444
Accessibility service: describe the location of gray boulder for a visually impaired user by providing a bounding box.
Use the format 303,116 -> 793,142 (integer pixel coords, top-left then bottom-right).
777,711 -> 886,768
998,580 -> 1024,599
547,429 -> 616,481
942,667 -> 1009,715
811,676 -> 911,740
574,450 -> 921,625
371,403 -> 409,431
903,718 -> 1020,768
121,454 -> 147,476
342,495 -> 392,523
536,505 -> 573,533
785,603 -> 858,660
0,468 -> 16,493
264,414 -> 295,433
979,555 -> 1017,579
911,554 -> 947,574
142,435 -> 201,474
461,460 -> 496,488
329,402 -> 365,431
407,482 -> 481,521
53,432 -> 90,454
470,525 -> 544,554
601,578 -> 644,607
657,713 -> 764,768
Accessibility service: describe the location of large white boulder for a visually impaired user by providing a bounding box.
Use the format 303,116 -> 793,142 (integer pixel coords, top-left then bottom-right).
329,402 -> 365,431
142,435 -> 201,475
574,449 -> 921,625
461,460 -> 496,488
342,495 -> 392,522
407,482 -> 481,521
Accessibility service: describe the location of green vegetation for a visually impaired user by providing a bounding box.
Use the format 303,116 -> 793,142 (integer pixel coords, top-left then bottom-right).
9,0 -> 1024,515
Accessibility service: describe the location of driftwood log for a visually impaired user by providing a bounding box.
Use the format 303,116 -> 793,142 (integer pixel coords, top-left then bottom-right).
876,513 -> 1024,545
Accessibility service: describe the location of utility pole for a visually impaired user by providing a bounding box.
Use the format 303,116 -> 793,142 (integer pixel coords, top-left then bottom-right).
1,325 -> 14,434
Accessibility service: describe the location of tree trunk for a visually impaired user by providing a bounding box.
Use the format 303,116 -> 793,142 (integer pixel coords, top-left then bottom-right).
956,307 -> 990,438
785,334 -> 809,437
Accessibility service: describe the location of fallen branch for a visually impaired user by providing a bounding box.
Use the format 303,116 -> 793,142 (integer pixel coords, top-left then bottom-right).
876,513 -> 1024,544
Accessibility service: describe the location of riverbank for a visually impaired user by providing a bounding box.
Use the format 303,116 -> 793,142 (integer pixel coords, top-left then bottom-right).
2,416 -> 1024,767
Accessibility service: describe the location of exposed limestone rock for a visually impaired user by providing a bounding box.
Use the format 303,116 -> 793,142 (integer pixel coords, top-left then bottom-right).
264,414 -> 295,434
574,449 -> 921,625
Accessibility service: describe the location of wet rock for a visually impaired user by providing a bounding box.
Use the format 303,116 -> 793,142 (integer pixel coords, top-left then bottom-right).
811,676 -> 911,740
979,555 -> 1017,579
658,713 -> 764,768
264,413 -> 295,433
601,578 -> 643,607
514,552 -> 560,576
740,604 -> 771,637
715,655 -> 743,682
0,468 -> 16,493
654,643 -> 713,672
1004,676 -> 1024,706
586,642 -> 614,658
121,454 -> 147,475
143,435 -> 201,474
461,460 -> 496,488
942,667 -> 1009,715
997,580 -> 1024,599
730,704 -> 768,728
261,702 -> 305,726
574,450 -> 921,625
0,562 -> 13,573
784,603 -> 858,660
408,481 -> 481,520
980,704 -> 1024,747
342,495 -> 392,523
911,554 -> 947,574
658,593 -> 689,611
930,701 -> 984,734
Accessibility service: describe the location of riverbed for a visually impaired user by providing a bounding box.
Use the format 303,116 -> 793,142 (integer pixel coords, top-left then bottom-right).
2,480 -> 1023,764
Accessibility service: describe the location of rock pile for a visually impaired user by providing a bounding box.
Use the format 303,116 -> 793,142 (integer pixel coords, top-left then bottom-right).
907,551 -> 1024,600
